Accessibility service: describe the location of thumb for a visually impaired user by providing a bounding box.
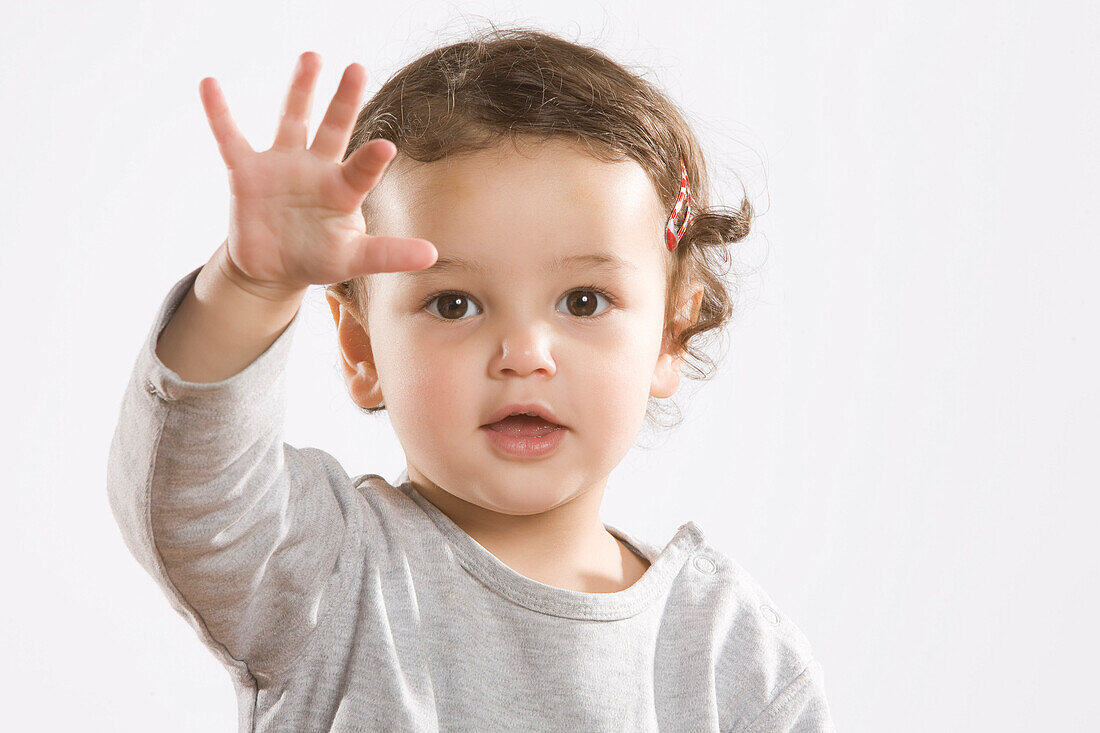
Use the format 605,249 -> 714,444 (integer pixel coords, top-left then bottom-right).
350,235 -> 438,276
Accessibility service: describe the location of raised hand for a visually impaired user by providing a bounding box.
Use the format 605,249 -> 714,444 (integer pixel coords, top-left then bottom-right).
198,51 -> 437,297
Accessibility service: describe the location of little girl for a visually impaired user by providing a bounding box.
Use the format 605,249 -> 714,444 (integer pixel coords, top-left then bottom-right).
108,28 -> 834,732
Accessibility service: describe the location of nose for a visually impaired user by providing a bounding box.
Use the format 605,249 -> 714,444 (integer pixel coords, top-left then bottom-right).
490,321 -> 557,378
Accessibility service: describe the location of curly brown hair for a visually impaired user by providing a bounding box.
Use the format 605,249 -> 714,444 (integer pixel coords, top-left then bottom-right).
325,23 -> 754,431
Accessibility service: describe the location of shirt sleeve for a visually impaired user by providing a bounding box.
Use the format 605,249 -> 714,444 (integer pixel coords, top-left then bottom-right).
105,265 -> 363,682
740,659 -> 836,733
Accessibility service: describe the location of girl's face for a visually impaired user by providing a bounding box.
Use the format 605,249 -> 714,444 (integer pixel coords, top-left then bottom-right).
334,138 -> 699,518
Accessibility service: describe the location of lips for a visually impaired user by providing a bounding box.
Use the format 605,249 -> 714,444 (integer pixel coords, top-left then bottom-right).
482,402 -> 565,428
483,414 -> 564,437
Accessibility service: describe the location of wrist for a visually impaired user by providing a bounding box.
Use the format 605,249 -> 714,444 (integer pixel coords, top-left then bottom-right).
214,238 -> 309,304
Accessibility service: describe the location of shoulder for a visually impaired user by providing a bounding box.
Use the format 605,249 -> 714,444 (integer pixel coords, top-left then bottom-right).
281,451 -> 421,538
287,451 -> 404,511
672,533 -> 817,663
673,536 -> 826,728
344,468 -> 442,543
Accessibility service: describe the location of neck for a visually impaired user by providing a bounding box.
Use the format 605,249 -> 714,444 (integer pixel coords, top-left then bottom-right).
405,466 -> 648,592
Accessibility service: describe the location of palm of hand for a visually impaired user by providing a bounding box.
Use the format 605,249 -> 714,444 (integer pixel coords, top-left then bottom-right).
199,51 -> 436,295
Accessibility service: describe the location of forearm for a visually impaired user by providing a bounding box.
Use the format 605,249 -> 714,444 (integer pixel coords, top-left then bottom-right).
155,238 -> 308,383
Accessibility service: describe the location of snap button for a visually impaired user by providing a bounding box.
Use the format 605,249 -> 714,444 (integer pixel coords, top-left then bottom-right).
693,555 -> 716,574
760,604 -> 781,625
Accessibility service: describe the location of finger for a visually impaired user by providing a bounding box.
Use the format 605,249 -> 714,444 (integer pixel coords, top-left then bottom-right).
310,63 -> 367,162
199,77 -> 254,170
350,235 -> 438,276
273,51 -> 322,151
339,138 -> 397,199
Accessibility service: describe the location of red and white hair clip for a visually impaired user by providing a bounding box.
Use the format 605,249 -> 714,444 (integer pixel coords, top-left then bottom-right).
665,158 -> 694,251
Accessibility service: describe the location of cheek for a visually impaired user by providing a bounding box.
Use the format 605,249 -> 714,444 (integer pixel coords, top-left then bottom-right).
384,337 -> 473,431
569,321 -> 661,421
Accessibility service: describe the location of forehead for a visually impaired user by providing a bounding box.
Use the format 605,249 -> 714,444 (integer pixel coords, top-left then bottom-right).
368,139 -> 668,282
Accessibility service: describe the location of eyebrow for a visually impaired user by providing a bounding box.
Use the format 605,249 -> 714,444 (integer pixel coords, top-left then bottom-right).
397,253 -> 638,279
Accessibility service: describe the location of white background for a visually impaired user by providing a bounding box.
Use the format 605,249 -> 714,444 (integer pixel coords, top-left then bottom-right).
2,1 -> 1097,730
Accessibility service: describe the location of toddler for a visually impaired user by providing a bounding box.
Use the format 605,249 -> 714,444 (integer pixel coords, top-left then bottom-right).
108,28 -> 834,732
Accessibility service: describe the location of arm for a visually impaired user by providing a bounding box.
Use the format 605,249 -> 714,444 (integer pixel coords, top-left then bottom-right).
154,238 -> 307,384
106,255 -> 362,681
107,52 -> 433,683
741,659 -> 836,733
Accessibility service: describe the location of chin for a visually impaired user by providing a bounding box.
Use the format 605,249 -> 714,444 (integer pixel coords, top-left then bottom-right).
466,482 -> 575,516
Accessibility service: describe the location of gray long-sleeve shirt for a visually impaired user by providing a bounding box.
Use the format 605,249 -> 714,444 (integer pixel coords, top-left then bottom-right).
106,265 -> 835,732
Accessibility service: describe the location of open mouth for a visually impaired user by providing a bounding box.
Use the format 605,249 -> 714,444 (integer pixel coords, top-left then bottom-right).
483,414 -> 565,437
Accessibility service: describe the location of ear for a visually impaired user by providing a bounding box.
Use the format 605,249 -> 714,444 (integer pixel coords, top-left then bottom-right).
650,282 -> 705,399
325,291 -> 385,409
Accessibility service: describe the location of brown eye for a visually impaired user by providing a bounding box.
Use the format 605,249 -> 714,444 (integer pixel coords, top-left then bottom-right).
426,292 -> 482,321
558,289 -> 611,318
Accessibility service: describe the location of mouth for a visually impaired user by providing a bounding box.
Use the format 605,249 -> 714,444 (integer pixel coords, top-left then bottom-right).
480,414 -> 568,459
482,403 -> 566,429
481,413 -> 566,437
